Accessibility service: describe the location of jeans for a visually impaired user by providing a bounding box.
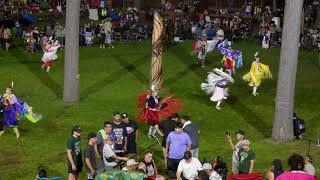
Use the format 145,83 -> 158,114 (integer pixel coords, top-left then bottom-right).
96,159 -> 105,173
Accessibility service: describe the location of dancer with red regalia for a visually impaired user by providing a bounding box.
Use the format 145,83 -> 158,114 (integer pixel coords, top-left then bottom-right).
136,85 -> 182,138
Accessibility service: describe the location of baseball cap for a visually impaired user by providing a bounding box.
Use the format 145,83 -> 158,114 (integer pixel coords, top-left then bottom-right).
184,151 -> 192,160
202,163 -> 213,170
87,132 -> 96,140
236,129 -> 245,136
121,112 -> 128,119
242,139 -> 251,145
127,159 -> 138,166
72,125 -> 81,133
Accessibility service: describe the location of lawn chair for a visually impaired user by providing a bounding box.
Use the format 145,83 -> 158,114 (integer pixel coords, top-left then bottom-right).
114,32 -> 122,41
130,32 -> 139,41
37,177 -> 63,180
228,173 -> 263,180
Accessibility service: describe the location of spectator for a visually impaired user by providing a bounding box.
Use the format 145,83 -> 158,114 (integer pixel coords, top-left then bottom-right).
84,132 -> 98,180
238,140 -> 255,174
3,25 -> 12,51
166,122 -> 192,179
265,159 -> 283,180
202,163 -> 222,180
213,156 -> 228,180
122,159 -> 139,171
35,169 -> 47,179
66,125 -> 83,180
96,121 -> 113,173
198,170 -> 210,180
103,133 -> 128,170
304,155 -> 315,176
181,115 -> 200,158
155,113 -> 179,169
139,152 -> 158,179
0,96 -> 4,136
111,112 -> 127,157
176,151 -> 202,180
121,112 -> 138,155
226,129 -> 245,174
277,154 -> 317,180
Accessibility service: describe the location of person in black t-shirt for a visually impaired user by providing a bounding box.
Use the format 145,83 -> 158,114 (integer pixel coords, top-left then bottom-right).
121,112 -> 138,154
111,112 -> 127,156
84,132 -> 98,180
155,113 -> 179,169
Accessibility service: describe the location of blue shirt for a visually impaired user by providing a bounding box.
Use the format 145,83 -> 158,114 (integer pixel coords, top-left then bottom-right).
166,131 -> 192,159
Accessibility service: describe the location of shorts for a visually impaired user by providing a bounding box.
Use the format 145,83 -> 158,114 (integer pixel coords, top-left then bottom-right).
67,164 -> 82,174
4,38 -> 11,43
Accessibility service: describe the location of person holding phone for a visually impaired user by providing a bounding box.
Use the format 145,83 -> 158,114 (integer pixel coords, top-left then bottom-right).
226,129 -> 246,174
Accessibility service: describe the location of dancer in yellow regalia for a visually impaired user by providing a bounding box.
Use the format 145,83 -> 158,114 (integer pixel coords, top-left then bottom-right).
242,52 -> 272,96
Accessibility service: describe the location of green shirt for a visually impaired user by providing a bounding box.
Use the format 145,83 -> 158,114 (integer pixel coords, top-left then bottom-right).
121,170 -> 147,180
67,136 -> 82,167
238,149 -> 255,173
95,170 -> 123,180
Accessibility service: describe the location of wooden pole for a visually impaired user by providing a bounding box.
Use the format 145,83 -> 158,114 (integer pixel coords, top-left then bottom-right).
151,11 -> 164,89
64,0 -> 80,103
272,0 -> 303,143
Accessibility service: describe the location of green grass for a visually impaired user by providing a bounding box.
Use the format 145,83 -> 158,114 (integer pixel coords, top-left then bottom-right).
0,39 -> 319,179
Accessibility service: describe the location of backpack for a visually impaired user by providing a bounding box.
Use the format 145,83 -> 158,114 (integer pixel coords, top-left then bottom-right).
293,113 -> 305,136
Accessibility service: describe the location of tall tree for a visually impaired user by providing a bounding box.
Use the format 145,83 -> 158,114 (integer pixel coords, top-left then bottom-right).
63,0 -> 80,103
272,0 -> 303,143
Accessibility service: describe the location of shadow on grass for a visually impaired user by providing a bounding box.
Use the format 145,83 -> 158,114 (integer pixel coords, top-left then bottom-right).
11,49 -> 63,98
80,54 -> 148,100
228,95 -> 272,138
112,55 -> 148,84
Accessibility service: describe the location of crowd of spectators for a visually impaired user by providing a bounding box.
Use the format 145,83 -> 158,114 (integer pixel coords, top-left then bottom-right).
61,111 -> 317,180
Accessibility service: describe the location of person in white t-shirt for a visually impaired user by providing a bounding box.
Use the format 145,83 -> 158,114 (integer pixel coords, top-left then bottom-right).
103,134 -> 128,170
176,151 -> 202,180
202,163 -> 222,180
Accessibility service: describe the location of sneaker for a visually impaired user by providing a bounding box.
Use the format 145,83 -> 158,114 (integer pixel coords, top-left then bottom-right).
0,131 -> 4,136
216,106 -> 221,110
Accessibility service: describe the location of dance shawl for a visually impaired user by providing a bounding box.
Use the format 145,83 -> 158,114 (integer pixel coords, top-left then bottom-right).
136,92 -> 182,124
242,61 -> 272,87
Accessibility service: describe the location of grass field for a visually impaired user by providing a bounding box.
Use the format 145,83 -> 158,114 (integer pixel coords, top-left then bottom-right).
0,39 -> 319,179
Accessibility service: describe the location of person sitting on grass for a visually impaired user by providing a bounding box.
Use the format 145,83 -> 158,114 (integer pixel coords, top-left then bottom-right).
276,154 -> 317,180
202,163 -> 222,180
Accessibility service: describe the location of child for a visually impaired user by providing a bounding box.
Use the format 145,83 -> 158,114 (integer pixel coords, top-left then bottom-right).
198,35 -> 207,68
85,27 -> 94,47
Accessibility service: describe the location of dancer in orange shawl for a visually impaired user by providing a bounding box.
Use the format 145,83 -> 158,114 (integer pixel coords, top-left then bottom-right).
136,85 -> 182,138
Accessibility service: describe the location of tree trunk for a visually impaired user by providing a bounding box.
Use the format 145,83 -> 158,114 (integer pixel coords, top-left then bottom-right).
272,0 -> 303,143
273,0 -> 277,11
301,8 -> 304,35
316,3 -> 320,26
134,0 -> 141,10
64,0 -> 80,103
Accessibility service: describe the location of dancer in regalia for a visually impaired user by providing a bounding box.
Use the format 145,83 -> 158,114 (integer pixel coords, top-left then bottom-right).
201,68 -> 234,110
0,84 -> 41,138
217,40 -> 243,75
41,40 -> 61,72
197,35 -> 207,68
242,52 -> 272,96
136,85 -> 182,138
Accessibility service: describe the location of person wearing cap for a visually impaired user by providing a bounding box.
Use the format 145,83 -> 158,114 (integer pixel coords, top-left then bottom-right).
238,139 -> 255,174
180,115 -> 200,158
166,123 -> 192,179
67,125 -> 83,180
155,113 -> 179,169
84,132 -> 98,180
121,159 -> 148,180
111,112 -> 127,157
96,121 -> 113,173
226,129 -> 245,174
121,112 -> 138,155
103,133 -> 129,170
304,155 -> 315,176
202,163 -> 222,180
176,151 -> 203,180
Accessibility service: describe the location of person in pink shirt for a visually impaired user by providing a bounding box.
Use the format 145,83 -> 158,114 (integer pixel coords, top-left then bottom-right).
276,154 -> 317,180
